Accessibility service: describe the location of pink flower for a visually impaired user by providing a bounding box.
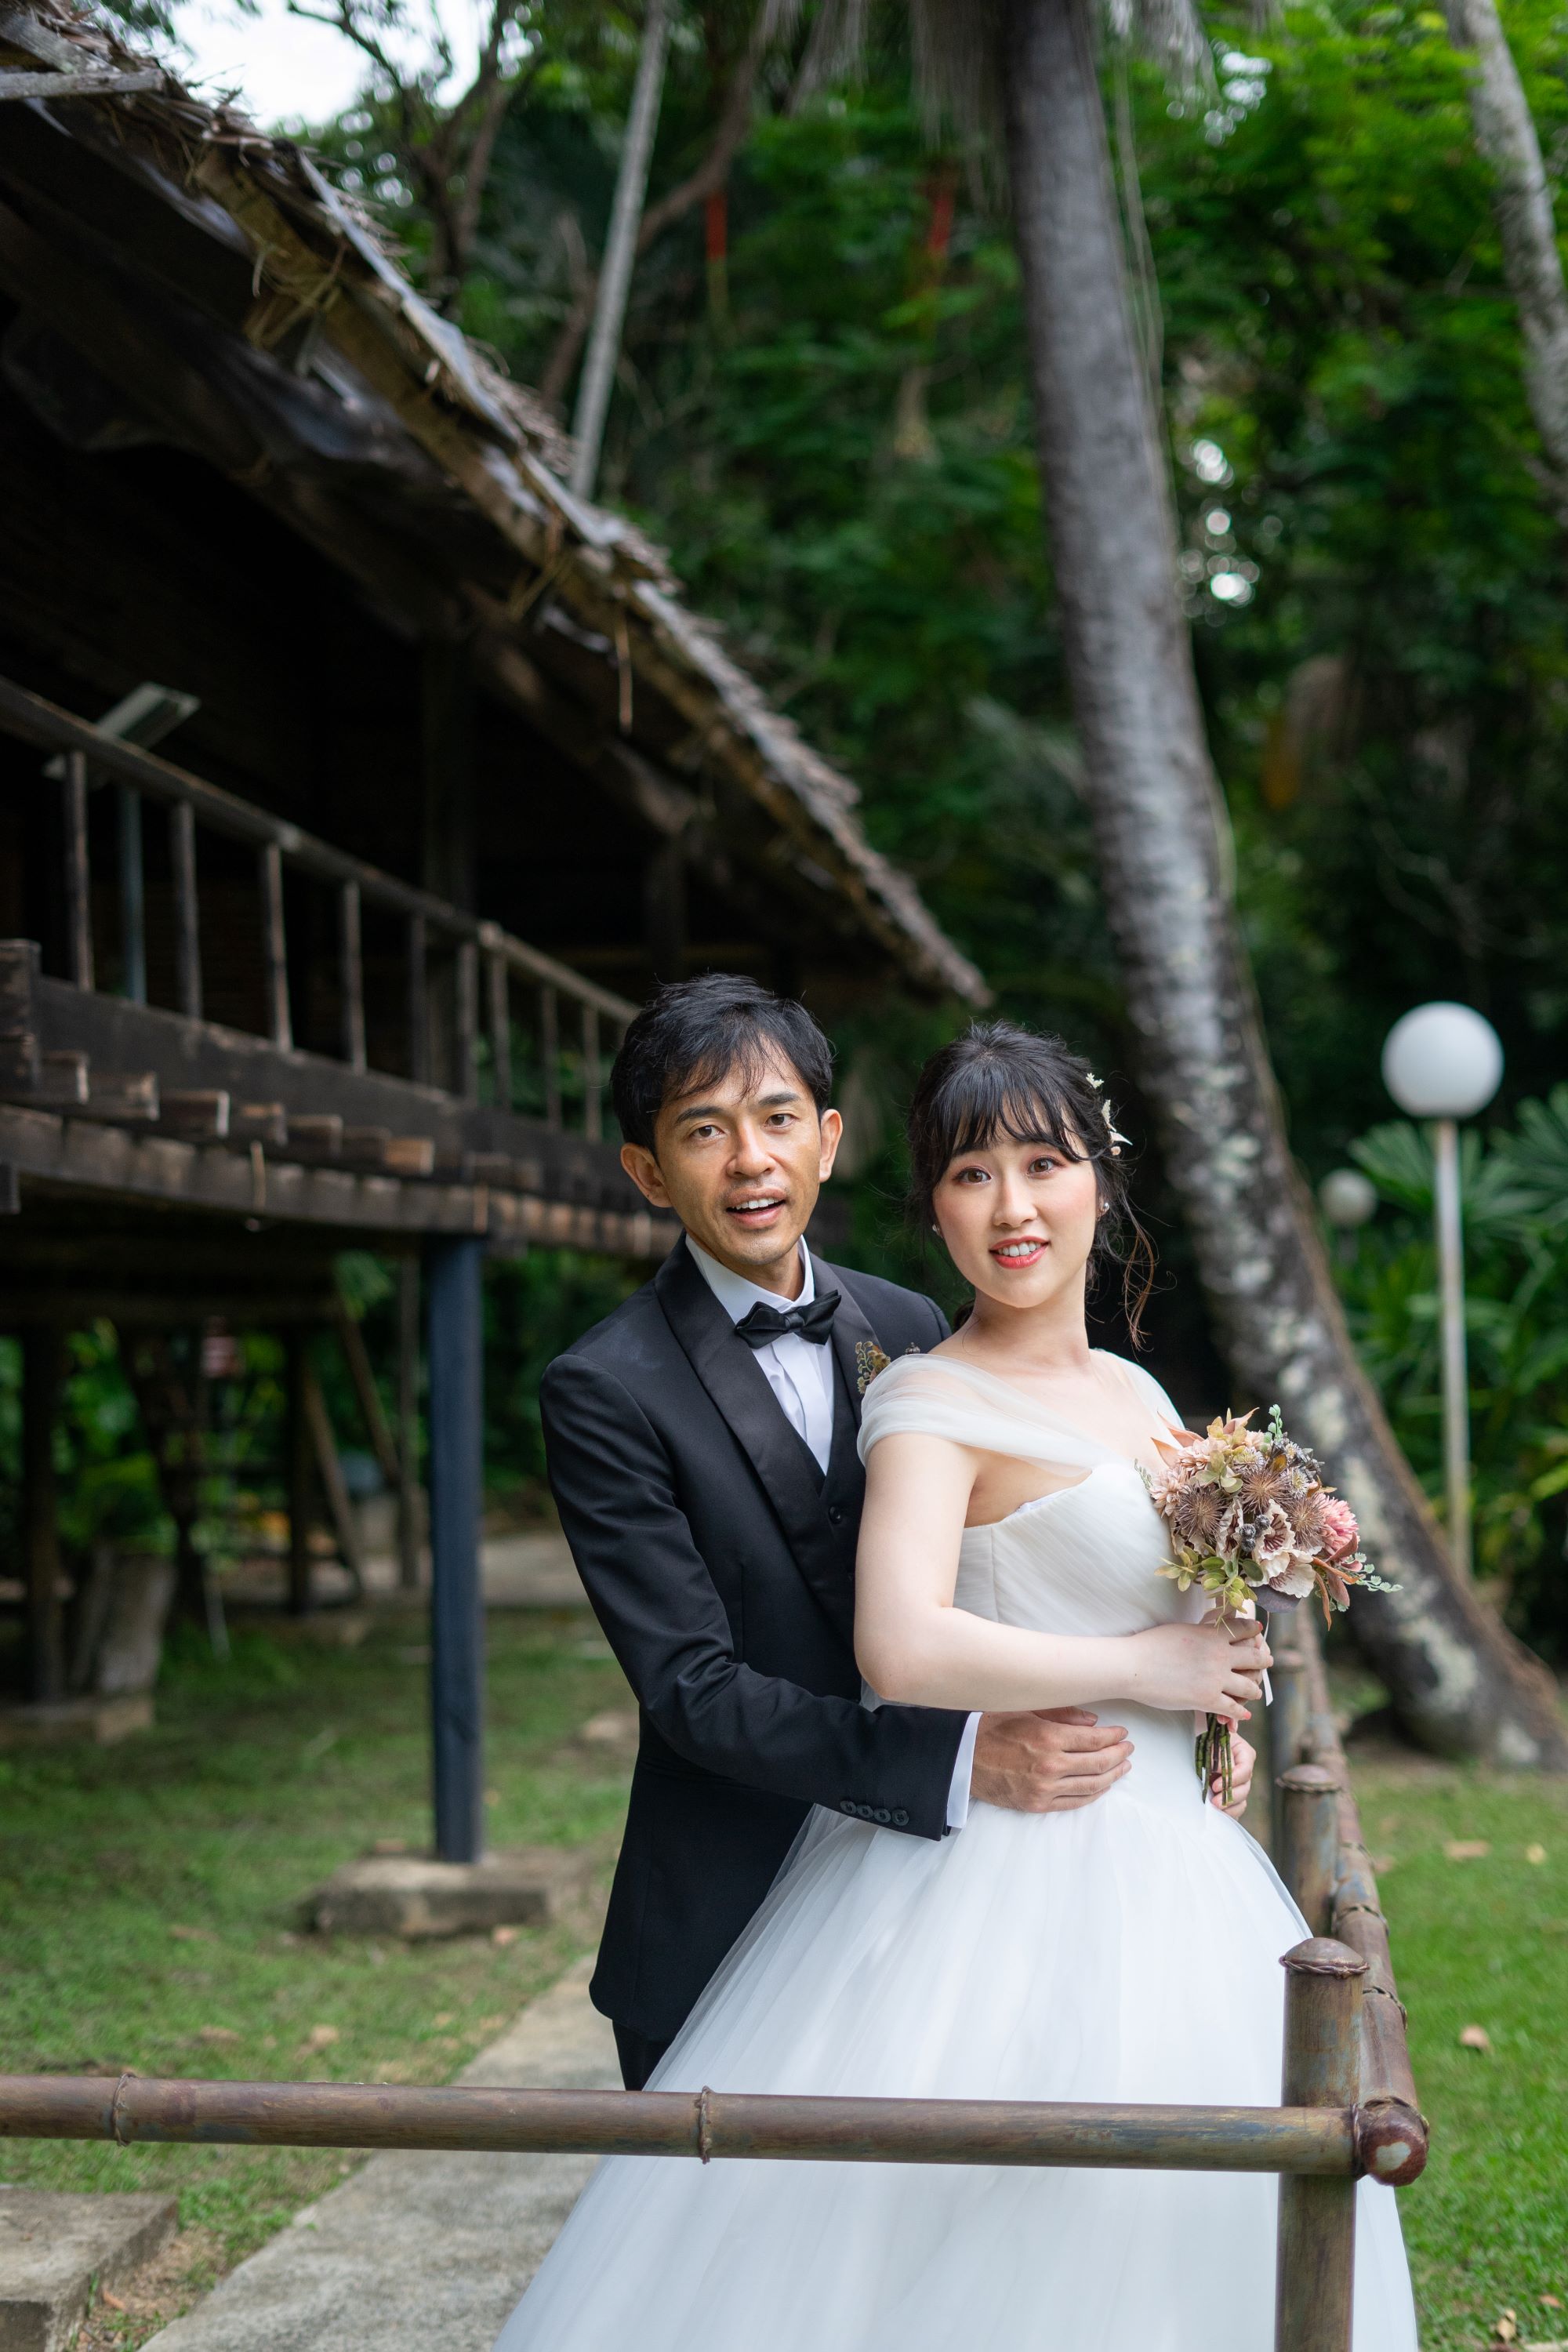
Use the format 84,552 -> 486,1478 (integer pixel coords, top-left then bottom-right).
1319,1496 -> 1359,1563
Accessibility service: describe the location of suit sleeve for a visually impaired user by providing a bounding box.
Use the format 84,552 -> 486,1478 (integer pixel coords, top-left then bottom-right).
541,1352 -> 967,1842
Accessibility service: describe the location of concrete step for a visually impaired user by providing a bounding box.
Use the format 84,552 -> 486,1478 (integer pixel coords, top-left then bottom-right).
143,1958 -> 618,2352
0,2186 -> 176,2352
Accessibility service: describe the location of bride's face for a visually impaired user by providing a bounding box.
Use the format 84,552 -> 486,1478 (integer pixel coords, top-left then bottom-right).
933,1128 -> 1101,1315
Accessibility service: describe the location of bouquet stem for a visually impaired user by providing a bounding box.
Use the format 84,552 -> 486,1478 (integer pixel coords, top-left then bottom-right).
1196,1713 -> 1233,1807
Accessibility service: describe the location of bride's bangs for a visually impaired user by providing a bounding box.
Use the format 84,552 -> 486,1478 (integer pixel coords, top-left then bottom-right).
937,1069 -> 1087,1174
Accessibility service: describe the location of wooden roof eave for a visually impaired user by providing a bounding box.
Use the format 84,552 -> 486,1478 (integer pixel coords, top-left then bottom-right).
0,16 -> 986,1006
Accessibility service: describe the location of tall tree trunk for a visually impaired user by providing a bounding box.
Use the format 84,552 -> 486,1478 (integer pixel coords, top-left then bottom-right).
1445,0 -> 1568,503
569,0 -> 673,499
999,0 -> 1566,1767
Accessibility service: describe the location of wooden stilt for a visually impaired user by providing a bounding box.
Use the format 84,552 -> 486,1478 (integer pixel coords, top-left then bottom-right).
21,1323 -> 65,1702
303,1350 -> 365,1597
425,1236 -> 485,1864
285,1329 -> 314,1616
1275,1938 -> 1365,2352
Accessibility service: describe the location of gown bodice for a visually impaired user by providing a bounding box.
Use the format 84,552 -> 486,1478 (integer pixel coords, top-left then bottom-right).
860,1351 -> 1212,1814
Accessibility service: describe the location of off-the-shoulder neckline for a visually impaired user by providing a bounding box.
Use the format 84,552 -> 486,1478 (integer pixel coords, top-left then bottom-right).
869,1348 -> 1174,1474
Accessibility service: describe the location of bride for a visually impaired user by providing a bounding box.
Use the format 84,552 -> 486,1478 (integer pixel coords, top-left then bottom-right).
495,1022 -> 1418,2350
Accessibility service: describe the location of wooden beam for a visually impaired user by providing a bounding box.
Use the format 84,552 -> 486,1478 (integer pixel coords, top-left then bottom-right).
333,1301 -> 401,1490
169,801 -> 202,1020
63,750 -> 92,991
396,1259 -> 422,1592
0,64 -> 164,98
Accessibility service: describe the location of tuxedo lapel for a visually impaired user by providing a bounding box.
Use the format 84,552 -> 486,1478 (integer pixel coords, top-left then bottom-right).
815,1262 -> 884,1439
653,1239 -> 852,1639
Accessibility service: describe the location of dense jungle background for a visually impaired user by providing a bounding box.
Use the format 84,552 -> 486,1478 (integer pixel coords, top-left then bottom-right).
7,0 -> 1568,1654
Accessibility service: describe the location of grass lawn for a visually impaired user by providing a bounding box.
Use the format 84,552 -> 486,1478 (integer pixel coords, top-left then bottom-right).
0,1603 -> 633,2323
1,1614 -> 1563,2351
1354,1747 -> 1568,2352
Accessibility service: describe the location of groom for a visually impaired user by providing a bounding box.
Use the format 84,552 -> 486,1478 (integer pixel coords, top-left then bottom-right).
541,975 -> 1245,2090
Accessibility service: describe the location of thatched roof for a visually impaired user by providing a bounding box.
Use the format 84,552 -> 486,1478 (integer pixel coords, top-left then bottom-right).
0,0 -> 987,1004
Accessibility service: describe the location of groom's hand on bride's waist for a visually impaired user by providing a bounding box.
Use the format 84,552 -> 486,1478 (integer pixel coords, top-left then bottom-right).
970,1709 -> 1134,1813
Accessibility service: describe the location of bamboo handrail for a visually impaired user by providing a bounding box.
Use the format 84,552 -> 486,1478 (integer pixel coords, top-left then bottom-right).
0,2071 -> 1367,2175
0,674 -> 637,1028
1272,1616 -> 1428,2185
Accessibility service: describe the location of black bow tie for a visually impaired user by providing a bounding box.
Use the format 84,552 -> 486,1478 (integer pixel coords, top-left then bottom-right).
733,1292 -> 840,1349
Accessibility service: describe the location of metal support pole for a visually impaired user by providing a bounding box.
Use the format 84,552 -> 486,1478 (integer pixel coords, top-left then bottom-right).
21,1323 -> 65,1703
1432,1115 -> 1472,1577
425,1235 -> 485,1864
1276,1938 -> 1365,2352
1277,1763 -> 1342,1936
397,1258 -> 423,1593
118,786 -> 146,1004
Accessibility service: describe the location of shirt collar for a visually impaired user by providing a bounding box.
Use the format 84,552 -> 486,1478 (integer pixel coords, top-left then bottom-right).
687,1234 -> 815,1327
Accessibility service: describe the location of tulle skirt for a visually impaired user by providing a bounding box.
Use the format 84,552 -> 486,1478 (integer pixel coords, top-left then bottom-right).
495,1724 -> 1417,2351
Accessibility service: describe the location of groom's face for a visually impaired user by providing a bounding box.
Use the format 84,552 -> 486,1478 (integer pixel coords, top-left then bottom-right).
620,1047 -> 843,1290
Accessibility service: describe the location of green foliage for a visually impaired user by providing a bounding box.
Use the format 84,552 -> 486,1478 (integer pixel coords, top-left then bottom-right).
1337,1092 -> 1568,1652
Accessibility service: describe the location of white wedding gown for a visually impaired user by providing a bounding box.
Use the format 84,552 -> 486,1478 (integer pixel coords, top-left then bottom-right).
495,1353 -> 1418,2351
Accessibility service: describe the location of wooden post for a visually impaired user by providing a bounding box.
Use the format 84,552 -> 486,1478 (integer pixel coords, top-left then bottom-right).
169,800 -> 201,1018
1277,1762 -> 1342,1936
456,940 -> 479,1105
118,786 -> 147,1004
260,842 -> 292,1050
285,1329 -> 314,1615
540,986 -> 561,1129
582,1003 -> 602,1141
339,880 -> 366,1073
486,951 -> 511,1112
303,1350 -> 365,1597
425,1236 -> 485,1864
64,750 -> 93,991
1270,1642 -> 1308,1855
1276,1937 -> 1365,2352
397,1259 -> 422,1592
405,913 -> 429,1085
21,1323 -> 65,1704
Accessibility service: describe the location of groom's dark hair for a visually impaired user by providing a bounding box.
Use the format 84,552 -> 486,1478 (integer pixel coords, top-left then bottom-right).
612,975 -> 835,1152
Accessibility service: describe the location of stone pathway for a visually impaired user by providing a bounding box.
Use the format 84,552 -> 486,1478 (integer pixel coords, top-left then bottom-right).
144,1959 -> 616,2352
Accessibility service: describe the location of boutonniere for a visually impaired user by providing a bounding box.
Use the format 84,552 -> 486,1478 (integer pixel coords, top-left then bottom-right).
855,1339 -> 891,1396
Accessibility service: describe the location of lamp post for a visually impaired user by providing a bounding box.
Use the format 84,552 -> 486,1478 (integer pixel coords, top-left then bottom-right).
1381,1004 -> 1504,1579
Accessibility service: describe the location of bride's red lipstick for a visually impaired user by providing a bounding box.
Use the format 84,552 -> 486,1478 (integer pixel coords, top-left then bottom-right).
989,1237 -> 1048,1269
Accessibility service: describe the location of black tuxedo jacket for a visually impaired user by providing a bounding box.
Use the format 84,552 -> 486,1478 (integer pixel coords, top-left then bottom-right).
539,1233 -> 967,2043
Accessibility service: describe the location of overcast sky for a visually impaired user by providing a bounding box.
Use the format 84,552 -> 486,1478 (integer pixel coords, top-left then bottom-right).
173,0 -> 484,129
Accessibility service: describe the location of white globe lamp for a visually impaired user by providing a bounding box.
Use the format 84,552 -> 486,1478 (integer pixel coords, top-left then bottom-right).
1381,1003 -> 1504,1580
1381,1002 -> 1503,1121
1319,1169 -> 1378,1230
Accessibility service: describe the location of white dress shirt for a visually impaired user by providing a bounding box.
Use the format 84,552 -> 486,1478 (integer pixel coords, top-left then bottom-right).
688,1236 -> 979,1829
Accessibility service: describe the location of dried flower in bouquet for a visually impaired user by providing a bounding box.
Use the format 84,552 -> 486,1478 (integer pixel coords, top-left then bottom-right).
1143,1405 -> 1399,1801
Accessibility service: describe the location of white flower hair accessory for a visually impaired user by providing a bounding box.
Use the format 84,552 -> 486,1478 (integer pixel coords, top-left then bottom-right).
1084,1072 -> 1131,1156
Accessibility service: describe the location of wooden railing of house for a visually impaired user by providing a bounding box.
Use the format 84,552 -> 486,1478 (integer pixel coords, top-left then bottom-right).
0,675 -> 633,1142
0,1620 -> 1425,2352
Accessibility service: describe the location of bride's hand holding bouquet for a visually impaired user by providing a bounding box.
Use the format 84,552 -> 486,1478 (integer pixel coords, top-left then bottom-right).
1146,1404 -> 1399,1802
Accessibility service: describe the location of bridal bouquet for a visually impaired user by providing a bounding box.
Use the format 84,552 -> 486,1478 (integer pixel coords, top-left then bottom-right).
1145,1405 -> 1398,1802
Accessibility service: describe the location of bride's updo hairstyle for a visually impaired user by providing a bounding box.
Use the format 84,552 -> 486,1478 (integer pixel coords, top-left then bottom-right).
906,1021 -> 1156,1345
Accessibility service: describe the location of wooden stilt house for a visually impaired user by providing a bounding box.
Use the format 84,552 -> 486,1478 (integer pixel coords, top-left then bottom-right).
0,1 -> 984,1853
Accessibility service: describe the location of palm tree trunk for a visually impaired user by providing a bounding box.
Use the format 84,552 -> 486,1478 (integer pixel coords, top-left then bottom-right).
999,0 -> 1566,1766
569,0 -> 673,499
1445,0 -> 1568,503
